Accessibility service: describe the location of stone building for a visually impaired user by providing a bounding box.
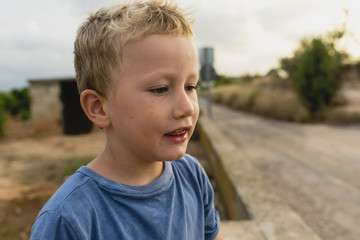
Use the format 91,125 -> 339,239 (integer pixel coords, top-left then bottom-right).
29,77 -> 92,134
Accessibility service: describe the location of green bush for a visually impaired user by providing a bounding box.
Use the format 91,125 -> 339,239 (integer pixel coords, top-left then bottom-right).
292,38 -> 337,113
214,74 -> 239,87
239,73 -> 262,83
2,88 -> 31,120
280,26 -> 350,114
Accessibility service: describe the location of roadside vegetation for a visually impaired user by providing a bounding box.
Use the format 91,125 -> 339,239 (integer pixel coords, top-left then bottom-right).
211,77 -> 310,122
0,87 -> 31,136
208,26 -> 360,124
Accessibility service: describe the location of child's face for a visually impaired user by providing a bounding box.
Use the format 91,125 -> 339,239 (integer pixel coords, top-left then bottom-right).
106,34 -> 199,163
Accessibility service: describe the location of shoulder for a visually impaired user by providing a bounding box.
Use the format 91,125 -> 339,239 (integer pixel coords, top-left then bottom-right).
39,168 -> 92,213
35,166 -> 105,229
172,154 -> 204,176
172,153 -> 202,170
171,154 -> 209,190
32,169 -> 94,239
31,209 -> 78,239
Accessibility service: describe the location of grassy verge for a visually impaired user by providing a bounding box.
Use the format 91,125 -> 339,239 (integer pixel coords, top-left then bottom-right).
210,78 -> 359,124
211,82 -> 310,122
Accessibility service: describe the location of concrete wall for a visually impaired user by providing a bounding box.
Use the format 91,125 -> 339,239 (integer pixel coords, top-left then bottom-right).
29,79 -> 63,134
198,116 -> 322,240
29,78 -> 93,135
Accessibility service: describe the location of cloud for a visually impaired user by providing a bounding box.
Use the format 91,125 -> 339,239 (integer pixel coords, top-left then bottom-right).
258,0 -> 340,39
1,0 -> 359,91
193,12 -> 247,48
190,0 -> 358,76
0,0 -> 81,90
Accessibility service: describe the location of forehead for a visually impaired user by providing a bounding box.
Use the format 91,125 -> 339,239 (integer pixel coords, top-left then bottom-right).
123,34 -> 196,60
118,34 -> 198,80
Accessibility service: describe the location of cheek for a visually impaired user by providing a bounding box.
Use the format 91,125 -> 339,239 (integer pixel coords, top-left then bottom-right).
123,97 -> 152,118
145,99 -> 170,117
133,107 -> 164,128
192,99 -> 200,118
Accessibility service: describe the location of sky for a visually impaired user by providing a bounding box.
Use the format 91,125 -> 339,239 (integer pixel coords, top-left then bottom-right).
1,0 -> 360,91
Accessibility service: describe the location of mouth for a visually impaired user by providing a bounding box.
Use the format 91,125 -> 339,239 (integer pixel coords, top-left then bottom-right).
164,126 -> 192,143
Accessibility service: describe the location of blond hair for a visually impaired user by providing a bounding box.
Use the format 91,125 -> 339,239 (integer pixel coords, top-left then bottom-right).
74,0 -> 194,96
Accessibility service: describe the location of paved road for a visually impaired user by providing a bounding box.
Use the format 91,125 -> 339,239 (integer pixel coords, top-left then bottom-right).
200,99 -> 360,240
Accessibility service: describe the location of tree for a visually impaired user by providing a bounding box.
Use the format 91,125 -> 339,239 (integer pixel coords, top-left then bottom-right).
279,24 -> 351,114
3,88 -> 31,120
292,38 -> 337,112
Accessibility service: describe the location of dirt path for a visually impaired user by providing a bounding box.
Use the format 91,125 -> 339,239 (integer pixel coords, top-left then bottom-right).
0,131 -> 106,239
0,131 -> 106,195
204,100 -> 360,240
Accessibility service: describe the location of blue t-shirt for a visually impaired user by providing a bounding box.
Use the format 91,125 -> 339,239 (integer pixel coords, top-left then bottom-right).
31,154 -> 220,240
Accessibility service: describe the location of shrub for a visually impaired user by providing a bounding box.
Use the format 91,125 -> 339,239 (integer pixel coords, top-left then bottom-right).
2,88 -> 31,120
214,74 -> 239,87
292,38 -> 337,113
239,73 -> 262,83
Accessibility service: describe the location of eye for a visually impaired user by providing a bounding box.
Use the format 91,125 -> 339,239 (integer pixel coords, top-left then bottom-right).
149,86 -> 169,94
185,84 -> 200,92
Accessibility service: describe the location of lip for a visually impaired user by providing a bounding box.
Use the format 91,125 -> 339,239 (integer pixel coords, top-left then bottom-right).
164,126 -> 192,144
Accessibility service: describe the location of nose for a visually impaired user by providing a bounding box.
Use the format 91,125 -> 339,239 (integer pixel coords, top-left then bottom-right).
172,89 -> 196,119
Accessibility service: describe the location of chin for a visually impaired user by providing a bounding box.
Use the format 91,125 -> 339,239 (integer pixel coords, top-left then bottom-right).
155,141 -> 189,161
162,149 -> 187,162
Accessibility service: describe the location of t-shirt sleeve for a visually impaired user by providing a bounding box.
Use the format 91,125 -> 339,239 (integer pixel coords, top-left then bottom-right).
30,211 -> 78,240
198,161 -> 221,240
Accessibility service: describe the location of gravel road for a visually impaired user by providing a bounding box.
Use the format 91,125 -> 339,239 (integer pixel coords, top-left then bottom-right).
201,100 -> 360,240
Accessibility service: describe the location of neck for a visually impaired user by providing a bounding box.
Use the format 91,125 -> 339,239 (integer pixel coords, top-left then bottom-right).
87,145 -> 164,186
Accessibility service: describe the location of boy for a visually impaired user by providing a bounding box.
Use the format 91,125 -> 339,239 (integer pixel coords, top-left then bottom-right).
31,0 -> 223,239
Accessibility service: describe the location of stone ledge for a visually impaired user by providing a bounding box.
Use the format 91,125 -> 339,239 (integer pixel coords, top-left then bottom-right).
221,221 -> 265,240
198,116 -> 322,240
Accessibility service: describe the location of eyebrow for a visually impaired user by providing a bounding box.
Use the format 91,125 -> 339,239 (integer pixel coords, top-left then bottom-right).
143,71 -> 198,82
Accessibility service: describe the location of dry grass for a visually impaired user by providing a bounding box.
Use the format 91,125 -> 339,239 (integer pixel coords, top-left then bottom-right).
211,82 -> 310,122
253,88 -> 308,121
210,76 -> 360,124
322,106 -> 360,124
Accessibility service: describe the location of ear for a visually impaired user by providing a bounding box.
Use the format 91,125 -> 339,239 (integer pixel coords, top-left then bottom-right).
80,89 -> 110,129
